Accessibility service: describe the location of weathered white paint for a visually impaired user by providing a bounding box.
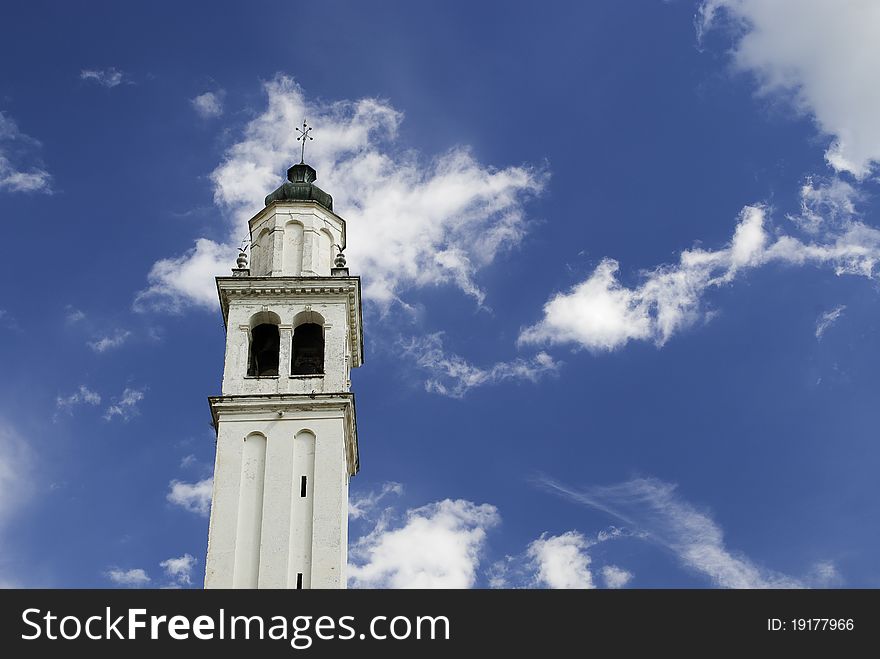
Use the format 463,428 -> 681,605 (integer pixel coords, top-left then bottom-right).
205,195 -> 361,590
248,202 -> 344,277
288,430 -> 316,588
232,432 -> 267,588
205,399 -> 357,589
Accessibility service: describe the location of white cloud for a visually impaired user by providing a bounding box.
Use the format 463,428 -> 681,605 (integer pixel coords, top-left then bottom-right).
815,305 -> 846,340
521,180 -> 880,352
55,385 -> 102,416
0,420 -> 33,529
80,68 -> 125,88
105,567 -> 150,587
402,333 -> 560,398
191,91 -> 224,118
65,307 -> 86,324
0,420 -> 34,586
699,0 -> 880,178
179,454 -> 198,469
528,531 -> 594,589
137,75 -> 544,311
88,329 -> 131,353
167,477 -> 213,516
0,111 -> 51,193
134,238 -> 237,312
542,476 -> 806,588
160,553 -> 197,586
490,526 -> 635,589
103,387 -> 145,421
349,499 -> 499,588
601,565 -> 633,589
349,481 -> 403,520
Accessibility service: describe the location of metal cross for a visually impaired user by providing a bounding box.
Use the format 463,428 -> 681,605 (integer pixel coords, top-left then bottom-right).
296,120 -> 313,163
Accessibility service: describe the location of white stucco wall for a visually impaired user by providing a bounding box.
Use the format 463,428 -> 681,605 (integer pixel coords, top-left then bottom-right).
249,202 -> 345,277
205,399 -> 354,589
221,298 -> 352,396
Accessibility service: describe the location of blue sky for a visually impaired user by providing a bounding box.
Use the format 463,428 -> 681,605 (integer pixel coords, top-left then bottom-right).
1,0 -> 879,588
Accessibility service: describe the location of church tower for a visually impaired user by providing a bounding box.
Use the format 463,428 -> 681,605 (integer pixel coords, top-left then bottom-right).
204,145 -> 363,589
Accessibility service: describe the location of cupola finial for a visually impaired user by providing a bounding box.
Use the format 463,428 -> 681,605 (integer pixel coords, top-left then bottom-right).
296,120 -> 313,164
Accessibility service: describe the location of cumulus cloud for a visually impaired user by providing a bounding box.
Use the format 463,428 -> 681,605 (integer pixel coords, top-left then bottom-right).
349,499 -> 500,588
103,387 -> 145,421
167,477 -> 213,516
160,553 -> 197,586
80,68 -> 126,88
137,75 -> 544,311
489,526 -> 635,589
601,565 -> 633,589
105,567 -> 150,587
134,238 -> 238,312
191,91 -> 224,119
528,531 -> 595,589
0,111 -> 51,193
55,385 -> 101,416
521,180 -> 880,352
815,305 -> 846,340
349,481 -> 403,520
402,333 -> 560,398
88,329 -> 131,353
698,0 -> 880,178
541,476 -> 815,588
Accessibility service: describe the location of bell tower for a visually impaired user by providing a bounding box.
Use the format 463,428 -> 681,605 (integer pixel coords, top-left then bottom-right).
204,153 -> 363,589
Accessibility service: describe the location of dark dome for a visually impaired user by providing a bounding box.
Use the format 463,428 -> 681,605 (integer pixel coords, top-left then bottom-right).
264,163 -> 333,211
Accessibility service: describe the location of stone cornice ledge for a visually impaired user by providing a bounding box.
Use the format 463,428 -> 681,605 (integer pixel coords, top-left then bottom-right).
215,275 -> 364,367
208,392 -> 359,476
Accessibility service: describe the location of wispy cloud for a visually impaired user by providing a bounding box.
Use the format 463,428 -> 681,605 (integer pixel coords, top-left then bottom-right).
350,481 -> 403,520
167,477 -> 212,516
815,305 -> 846,340
136,75 -> 544,312
0,111 -> 51,193
88,329 -> 131,353
64,306 -> 86,324
0,419 -> 34,532
160,553 -> 197,586
103,387 -> 145,421
488,526 -> 636,589
55,385 -> 101,417
105,567 -> 150,587
539,475 -> 835,588
191,91 -> 224,118
80,68 -> 126,88
402,333 -> 560,398
521,180 -> 880,352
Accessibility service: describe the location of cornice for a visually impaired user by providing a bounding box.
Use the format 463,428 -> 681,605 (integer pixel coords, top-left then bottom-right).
208,393 -> 360,475
216,275 -> 364,367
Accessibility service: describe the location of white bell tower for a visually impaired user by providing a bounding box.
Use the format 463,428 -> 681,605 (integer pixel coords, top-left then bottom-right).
204,155 -> 363,589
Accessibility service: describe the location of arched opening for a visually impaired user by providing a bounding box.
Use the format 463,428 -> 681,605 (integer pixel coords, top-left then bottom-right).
247,311 -> 281,377
291,323 -> 324,375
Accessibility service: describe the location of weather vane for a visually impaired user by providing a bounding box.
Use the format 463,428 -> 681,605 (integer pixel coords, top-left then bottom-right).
296,120 -> 313,163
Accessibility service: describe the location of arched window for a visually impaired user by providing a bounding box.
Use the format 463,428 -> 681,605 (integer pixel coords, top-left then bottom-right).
247,311 -> 281,377
292,323 -> 324,375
